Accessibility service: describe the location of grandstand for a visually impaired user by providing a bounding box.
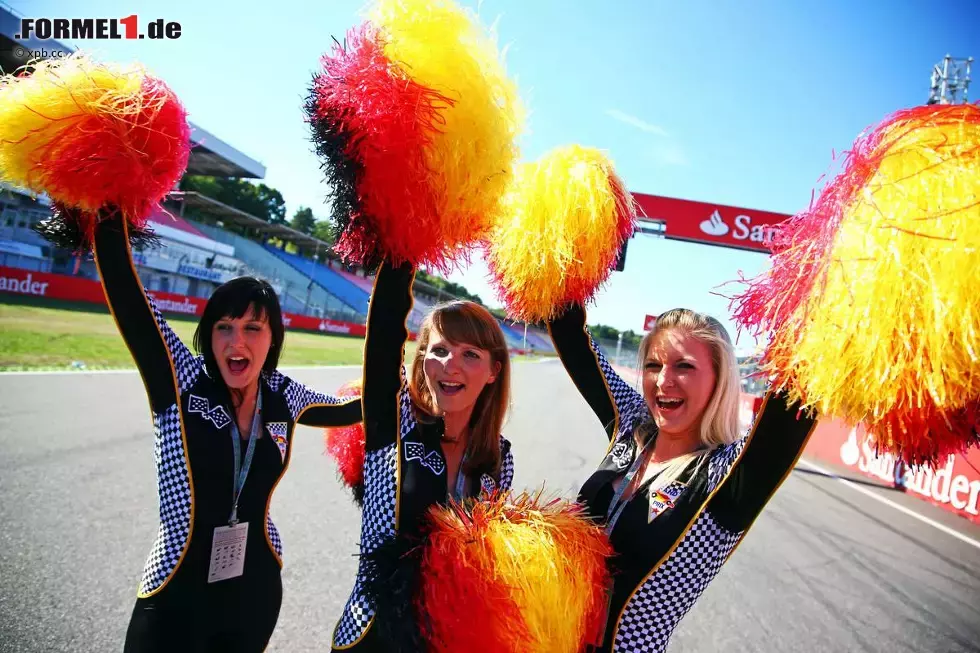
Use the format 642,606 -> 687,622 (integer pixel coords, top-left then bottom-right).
0,3 -> 558,354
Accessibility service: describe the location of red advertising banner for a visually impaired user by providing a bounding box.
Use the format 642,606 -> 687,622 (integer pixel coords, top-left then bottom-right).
741,392 -> 980,525
632,192 -> 791,254
145,290 -> 206,317
282,312 -> 367,338
0,266 -> 369,338
0,265 -> 107,304
802,418 -> 980,525
643,314 -> 657,331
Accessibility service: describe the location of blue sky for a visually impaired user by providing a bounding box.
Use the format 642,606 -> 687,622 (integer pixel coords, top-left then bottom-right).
9,0 -> 979,353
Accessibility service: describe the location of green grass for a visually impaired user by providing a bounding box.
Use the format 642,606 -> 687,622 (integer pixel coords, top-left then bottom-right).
0,299 -> 552,371
0,302 -> 413,371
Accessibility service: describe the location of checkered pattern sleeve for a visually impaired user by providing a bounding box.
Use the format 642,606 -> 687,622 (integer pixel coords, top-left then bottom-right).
333,262 -> 413,647
272,374 -> 363,427
362,260 -> 417,452
498,436 -> 515,491
707,389 -> 818,533
612,512 -> 741,653
93,219 -> 190,412
143,294 -> 201,395
548,302 -> 648,441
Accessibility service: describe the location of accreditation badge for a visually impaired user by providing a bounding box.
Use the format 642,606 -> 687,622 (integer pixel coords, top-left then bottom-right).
648,482 -> 687,523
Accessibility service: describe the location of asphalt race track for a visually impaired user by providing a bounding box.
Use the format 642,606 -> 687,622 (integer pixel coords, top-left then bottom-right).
1,362 -> 978,652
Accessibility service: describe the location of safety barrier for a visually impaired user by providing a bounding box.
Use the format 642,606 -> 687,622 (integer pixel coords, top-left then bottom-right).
738,391 -> 980,525
0,265 -> 372,337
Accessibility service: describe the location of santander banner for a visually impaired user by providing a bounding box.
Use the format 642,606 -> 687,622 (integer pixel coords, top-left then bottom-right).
803,418 -> 980,525
0,266 -> 368,337
631,192 -> 791,254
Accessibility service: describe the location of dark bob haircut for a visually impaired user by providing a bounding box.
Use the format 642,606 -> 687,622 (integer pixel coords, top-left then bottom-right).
193,276 -> 285,380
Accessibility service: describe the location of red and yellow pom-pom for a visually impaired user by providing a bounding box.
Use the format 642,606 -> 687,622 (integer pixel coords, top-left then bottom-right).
0,53 -> 190,245
732,103 -> 980,465
487,145 -> 636,323
323,379 -> 366,489
418,491 -> 612,653
306,0 -> 524,272
307,22 -> 449,270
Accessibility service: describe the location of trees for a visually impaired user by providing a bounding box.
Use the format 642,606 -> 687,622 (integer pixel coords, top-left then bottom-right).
179,176 -> 286,224
588,324 -> 642,349
312,219 -> 337,245
415,269 -> 482,304
290,206 -> 316,235
177,176 -> 637,343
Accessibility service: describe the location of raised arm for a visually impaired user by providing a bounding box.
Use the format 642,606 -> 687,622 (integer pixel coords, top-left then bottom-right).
547,302 -> 648,441
92,217 -> 199,412
707,389 -> 819,535
287,381 -> 363,427
362,259 -> 417,453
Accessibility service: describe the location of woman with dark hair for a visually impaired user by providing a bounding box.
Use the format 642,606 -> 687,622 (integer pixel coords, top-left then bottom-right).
86,217 -> 362,652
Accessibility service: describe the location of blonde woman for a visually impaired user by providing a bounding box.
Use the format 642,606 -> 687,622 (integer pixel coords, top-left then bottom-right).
548,303 -> 817,653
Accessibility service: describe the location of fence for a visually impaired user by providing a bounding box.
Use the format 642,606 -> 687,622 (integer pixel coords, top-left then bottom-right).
594,337 -> 642,371
595,336 -> 768,396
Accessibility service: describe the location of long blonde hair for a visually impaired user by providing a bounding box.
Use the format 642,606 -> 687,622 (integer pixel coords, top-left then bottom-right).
634,308 -> 742,486
409,301 -> 511,477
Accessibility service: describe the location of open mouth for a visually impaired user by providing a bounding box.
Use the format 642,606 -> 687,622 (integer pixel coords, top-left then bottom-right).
227,356 -> 250,375
656,397 -> 684,412
438,381 -> 465,396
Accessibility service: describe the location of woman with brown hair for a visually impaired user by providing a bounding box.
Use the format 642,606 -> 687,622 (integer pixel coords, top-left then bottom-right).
331,260 -> 515,652
407,298 -> 514,498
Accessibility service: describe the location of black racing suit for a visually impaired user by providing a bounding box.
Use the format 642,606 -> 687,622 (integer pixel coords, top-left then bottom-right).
330,260 -> 514,652
91,218 -> 362,652
549,303 -> 817,653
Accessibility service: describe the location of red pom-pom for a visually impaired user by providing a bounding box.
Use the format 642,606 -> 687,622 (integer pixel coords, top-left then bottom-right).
307,24 -> 454,271
0,55 -> 190,250
323,379 -> 366,489
42,76 -> 190,227
416,493 -> 613,652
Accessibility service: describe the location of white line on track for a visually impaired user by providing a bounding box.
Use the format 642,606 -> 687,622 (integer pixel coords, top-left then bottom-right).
797,458 -> 980,552
0,356 -> 560,376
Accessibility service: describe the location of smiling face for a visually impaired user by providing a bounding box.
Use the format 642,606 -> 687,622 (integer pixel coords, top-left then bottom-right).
422,326 -> 499,417
211,304 -> 273,391
642,328 -> 717,441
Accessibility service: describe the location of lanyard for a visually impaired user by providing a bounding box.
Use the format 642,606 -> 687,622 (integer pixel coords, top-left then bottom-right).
604,438 -> 655,536
605,443 -> 708,536
228,391 -> 262,526
451,452 -> 469,501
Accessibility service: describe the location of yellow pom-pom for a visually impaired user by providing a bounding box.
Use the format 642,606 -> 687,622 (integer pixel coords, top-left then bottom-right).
734,103 -> 980,464
369,0 -> 525,254
419,491 -> 613,653
487,145 -> 636,323
0,54 -> 138,199
0,52 -> 190,241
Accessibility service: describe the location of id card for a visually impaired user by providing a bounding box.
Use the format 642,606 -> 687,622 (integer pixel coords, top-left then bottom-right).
207,521 -> 248,583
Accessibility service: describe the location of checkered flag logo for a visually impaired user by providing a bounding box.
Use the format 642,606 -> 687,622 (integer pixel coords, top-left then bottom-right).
187,394 -> 231,430
404,441 -> 446,475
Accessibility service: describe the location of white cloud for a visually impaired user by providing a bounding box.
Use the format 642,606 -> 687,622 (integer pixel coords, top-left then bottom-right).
605,109 -> 669,137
